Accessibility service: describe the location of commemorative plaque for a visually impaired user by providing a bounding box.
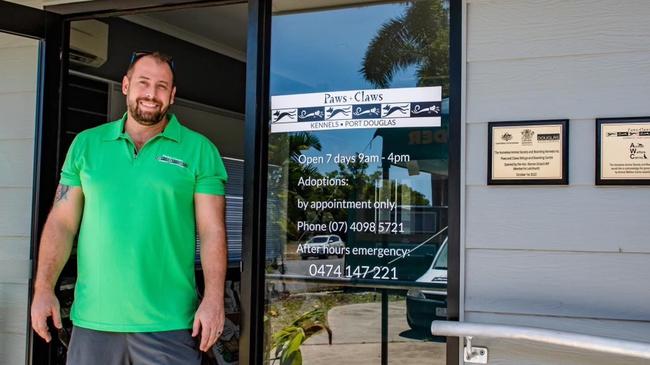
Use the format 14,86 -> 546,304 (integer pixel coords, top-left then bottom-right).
596,118 -> 650,185
488,120 -> 568,185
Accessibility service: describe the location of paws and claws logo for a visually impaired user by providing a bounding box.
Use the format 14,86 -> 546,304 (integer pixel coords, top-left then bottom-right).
411,104 -> 440,115
501,132 -> 513,142
273,110 -> 296,123
382,104 -> 409,117
300,109 -> 324,119
353,106 -> 380,117
521,129 -> 535,145
326,106 -> 351,120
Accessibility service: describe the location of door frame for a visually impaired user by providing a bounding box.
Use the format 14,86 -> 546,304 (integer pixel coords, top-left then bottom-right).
239,0 -> 268,363
0,2 -> 64,365
30,1 -> 251,364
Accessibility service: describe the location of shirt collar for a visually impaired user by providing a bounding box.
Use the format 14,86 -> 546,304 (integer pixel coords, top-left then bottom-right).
161,114 -> 182,142
104,113 -> 181,143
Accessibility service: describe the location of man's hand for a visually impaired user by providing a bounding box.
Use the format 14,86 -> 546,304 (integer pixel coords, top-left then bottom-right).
31,290 -> 63,343
192,298 -> 225,352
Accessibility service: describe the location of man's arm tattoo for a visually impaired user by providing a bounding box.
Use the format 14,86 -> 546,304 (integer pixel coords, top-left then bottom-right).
54,184 -> 71,204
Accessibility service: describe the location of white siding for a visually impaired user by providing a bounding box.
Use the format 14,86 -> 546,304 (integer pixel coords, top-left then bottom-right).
0,283 -> 30,334
467,0 -> 650,62
465,187 -> 650,252
0,46 -> 40,93
460,336 -> 649,365
0,237 -> 30,260
465,250 -> 650,320
466,52 -> 650,122
0,188 -> 33,237
463,0 -> 650,364
0,30 -> 39,365
0,140 -> 37,187
0,93 -> 40,139
470,310 -> 650,365
0,333 -> 29,365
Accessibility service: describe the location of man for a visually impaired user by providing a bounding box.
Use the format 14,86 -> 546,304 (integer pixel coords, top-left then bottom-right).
30,51 -> 228,365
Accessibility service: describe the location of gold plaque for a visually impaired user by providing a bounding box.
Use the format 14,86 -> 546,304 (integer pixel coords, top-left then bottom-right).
489,120 -> 567,185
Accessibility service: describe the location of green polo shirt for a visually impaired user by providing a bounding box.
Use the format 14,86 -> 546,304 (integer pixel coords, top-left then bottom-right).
60,114 -> 227,332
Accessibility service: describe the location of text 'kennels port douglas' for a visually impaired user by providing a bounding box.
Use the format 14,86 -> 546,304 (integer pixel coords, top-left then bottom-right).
270,86 -> 442,133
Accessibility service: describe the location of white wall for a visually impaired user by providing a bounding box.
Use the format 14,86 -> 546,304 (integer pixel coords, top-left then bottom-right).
0,32 -> 39,365
463,0 -> 650,364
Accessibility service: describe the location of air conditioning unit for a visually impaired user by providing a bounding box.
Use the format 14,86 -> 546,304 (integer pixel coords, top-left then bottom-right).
69,20 -> 108,68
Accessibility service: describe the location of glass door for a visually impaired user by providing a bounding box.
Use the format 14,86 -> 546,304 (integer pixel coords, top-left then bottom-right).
0,2 -> 63,364
263,1 -> 452,364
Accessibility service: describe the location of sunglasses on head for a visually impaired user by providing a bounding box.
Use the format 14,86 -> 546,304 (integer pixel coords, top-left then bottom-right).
129,51 -> 175,71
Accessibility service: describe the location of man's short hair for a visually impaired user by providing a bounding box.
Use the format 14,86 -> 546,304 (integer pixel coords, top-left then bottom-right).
127,51 -> 175,85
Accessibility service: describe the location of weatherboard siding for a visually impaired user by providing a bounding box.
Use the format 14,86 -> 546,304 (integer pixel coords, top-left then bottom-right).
0,31 -> 39,365
463,0 -> 650,364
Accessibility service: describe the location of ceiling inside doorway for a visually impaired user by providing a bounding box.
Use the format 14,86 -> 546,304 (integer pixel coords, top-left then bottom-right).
119,0 -> 389,62
123,3 -> 249,62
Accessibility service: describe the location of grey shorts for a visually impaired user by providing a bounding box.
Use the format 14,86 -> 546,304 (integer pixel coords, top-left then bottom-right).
66,326 -> 202,365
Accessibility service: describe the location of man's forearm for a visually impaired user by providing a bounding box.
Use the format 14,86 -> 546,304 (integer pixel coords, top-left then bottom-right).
200,233 -> 227,302
34,220 -> 75,292
31,184 -> 82,341
195,193 -> 228,303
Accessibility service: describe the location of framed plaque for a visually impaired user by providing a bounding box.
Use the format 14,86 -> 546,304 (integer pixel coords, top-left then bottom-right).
596,117 -> 650,185
488,120 -> 568,185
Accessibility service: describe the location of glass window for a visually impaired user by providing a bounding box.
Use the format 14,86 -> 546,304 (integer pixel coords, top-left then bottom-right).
265,1 -> 451,363
434,243 -> 448,271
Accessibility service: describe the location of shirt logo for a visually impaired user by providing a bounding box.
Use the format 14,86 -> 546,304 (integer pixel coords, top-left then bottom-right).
157,155 -> 188,168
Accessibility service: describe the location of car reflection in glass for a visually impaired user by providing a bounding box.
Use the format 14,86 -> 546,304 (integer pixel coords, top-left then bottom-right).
300,234 -> 346,260
406,237 -> 448,333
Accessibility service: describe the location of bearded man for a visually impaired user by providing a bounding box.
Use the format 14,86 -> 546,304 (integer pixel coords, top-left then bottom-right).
30,51 -> 228,365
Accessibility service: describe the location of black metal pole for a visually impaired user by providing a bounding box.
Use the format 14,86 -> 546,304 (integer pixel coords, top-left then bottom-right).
381,289 -> 389,365
380,160 -> 390,365
447,0 -> 463,363
240,0 -> 271,364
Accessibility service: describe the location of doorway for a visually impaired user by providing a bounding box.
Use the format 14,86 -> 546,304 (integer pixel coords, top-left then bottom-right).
32,2 -> 248,364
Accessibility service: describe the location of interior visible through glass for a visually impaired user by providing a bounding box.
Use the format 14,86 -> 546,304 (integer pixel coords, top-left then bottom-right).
265,1 -> 450,364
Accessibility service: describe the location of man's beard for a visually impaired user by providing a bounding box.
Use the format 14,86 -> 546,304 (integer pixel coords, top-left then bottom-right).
128,97 -> 169,126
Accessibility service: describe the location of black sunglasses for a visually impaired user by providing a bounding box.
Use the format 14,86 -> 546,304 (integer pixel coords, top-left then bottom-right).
129,51 -> 175,71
